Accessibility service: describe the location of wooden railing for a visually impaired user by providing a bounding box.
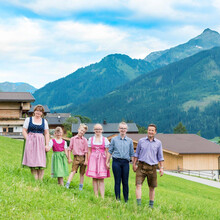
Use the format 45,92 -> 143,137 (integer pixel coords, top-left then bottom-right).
170,169 -> 220,181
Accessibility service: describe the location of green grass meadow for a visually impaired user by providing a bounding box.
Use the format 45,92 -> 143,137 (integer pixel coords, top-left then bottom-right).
0,136 -> 220,220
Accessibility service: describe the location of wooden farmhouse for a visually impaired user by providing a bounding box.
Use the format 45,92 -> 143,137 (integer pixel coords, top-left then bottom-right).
108,133 -> 220,178
0,92 -> 35,138
71,121 -> 138,139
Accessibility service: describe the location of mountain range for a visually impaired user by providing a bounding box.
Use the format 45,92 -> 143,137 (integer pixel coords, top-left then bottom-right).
145,28 -> 220,67
33,28 -> 220,109
74,46 -> 220,138
17,28 -> 220,138
0,82 -> 37,93
33,54 -> 154,109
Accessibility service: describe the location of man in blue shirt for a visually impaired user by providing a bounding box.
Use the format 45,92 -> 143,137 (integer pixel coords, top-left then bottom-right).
106,122 -> 134,202
133,124 -> 164,208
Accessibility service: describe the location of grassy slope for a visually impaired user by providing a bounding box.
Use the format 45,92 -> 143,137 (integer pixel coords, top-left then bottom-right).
0,136 -> 220,220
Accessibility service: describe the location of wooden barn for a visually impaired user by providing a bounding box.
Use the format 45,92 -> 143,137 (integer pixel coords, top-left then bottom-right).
0,92 -> 35,138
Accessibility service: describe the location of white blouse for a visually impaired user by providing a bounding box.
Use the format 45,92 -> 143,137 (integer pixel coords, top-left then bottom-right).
88,136 -> 110,148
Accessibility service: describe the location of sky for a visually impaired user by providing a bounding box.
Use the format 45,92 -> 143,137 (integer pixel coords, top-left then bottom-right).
0,0 -> 220,89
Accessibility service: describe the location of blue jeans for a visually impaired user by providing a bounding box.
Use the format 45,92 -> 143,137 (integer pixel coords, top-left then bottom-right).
112,158 -> 129,202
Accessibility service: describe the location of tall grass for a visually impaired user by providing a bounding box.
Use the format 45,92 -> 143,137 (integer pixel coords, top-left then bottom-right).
0,136 -> 220,219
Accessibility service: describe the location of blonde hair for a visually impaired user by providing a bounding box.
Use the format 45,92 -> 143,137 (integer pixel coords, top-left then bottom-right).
118,121 -> 128,129
54,126 -> 63,134
78,123 -> 88,131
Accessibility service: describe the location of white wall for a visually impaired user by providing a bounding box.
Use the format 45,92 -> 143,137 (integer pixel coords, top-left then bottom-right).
14,126 -> 23,132
0,126 -> 23,133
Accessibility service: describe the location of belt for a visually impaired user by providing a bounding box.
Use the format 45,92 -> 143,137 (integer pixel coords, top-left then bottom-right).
139,161 -> 157,167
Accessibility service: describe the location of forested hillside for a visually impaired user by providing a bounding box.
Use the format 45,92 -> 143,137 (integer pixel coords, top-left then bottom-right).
33,54 -> 153,110
32,29 -> 220,138
74,47 -> 220,138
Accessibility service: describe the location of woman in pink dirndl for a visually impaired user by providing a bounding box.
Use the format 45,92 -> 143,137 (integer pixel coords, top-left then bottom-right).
22,105 -> 50,180
86,124 -> 110,198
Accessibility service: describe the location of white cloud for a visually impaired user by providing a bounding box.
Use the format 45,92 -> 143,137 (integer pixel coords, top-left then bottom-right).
211,0 -> 220,10
0,17 -> 43,59
0,1 -> 220,88
0,14 -> 212,88
127,0 -> 176,18
0,16 -> 168,87
4,0 -> 216,23
4,0 -> 122,15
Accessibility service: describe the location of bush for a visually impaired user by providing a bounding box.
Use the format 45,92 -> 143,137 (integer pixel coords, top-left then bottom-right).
67,130 -> 72,138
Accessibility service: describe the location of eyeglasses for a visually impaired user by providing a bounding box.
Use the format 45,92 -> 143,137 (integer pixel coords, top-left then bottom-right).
119,127 -> 127,130
94,129 -> 102,131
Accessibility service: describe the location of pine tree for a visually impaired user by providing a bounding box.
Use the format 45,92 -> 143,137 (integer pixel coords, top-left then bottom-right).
173,122 -> 187,134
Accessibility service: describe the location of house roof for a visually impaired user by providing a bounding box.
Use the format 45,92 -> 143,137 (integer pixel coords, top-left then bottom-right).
46,116 -> 68,125
28,105 -> 50,113
126,134 -> 220,154
0,92 -> 35,102
71,122 -> 138,133
45,113 -> 80,125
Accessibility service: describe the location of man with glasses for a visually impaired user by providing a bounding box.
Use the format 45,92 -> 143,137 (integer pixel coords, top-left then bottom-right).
106,122 -> 134,202
133,124 -> 164,208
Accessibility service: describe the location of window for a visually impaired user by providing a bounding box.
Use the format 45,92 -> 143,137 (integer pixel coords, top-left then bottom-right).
8,127 -> 14,133
3,128 -> 7,132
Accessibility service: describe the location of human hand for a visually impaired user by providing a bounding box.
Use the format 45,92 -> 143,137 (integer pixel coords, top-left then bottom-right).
133,164 -> 137,172
159,168 -> 164,177
68,159 -> 73,164
84,160 -> 88,166
45,146 -> 50,152
106,162 -> 110,170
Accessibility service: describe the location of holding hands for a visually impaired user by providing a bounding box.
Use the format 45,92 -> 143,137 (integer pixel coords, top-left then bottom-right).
45,145 -> 50,152
133,164 -> 137,172
68,158 -> 73,164
106,162 -> 110,170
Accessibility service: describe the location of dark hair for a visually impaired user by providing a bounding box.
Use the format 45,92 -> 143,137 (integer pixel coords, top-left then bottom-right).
148,124 -> 157,131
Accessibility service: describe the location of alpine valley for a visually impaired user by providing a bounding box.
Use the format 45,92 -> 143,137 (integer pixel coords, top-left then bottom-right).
33,28 -> 220,138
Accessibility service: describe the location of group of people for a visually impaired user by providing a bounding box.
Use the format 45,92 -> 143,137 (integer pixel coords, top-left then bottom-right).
22,105 -> 164,208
